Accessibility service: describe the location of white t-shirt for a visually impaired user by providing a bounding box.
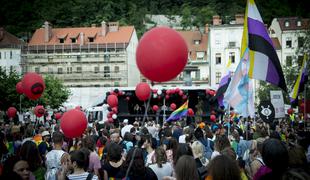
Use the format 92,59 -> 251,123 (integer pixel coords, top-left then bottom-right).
179,134 -> 186,143
121,124 -> 134,138
149,162 -> 173,180
45,149 -> 66,180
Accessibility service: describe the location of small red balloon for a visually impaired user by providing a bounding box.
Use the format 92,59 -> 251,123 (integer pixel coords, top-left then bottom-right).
152,89 -> 158,94
170,89 -> 176,94
175,88 -> 180,93
135,82 -> 151,101
287,108 -> 294,115
126,96 -> 130,101
152,105 -> 159,111
178,90 -> 184,96
55,112 -> 62,120
7,107 -> 17,118
22,72 -> 45,100
112,107 -> 118,113
166,90 -> 171,95
16,82 -> 23,94
205,89 -> 210,95
108,117 -> 114,123
165,95 -> 170,100
170,103 -> 177,111
188,108 -> 194,116
34,105 -> 45,117
210,115 -> 216,122
136,27 -> 188,82
107,95 -> 118,107
107,112 -> 113,118
209,90 -> 215,96
61,109 -> 87,138
182,95 -> 187,100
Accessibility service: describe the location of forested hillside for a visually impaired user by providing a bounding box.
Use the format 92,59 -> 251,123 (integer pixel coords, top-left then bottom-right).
1,0 -> 309,39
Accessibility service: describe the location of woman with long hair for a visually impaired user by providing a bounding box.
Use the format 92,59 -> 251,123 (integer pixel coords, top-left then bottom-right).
149,147 -> 173,180
175,155 -> 199,180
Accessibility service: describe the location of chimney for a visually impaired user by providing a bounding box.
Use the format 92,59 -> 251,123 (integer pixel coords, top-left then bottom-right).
44,21 -> 52,43
80,32 -> 84,45
205,24 -> 209,33
108,22 -> 119,32
212,15 -> 222,25
235,14 -> 244,24
101,21 -> 108,37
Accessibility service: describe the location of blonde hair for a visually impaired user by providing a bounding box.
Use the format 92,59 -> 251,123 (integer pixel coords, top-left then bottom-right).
191,141 -> 204,158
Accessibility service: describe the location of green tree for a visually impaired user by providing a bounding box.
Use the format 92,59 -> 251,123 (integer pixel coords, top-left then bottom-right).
180,3 -> 193,30
40,75 -> 71,109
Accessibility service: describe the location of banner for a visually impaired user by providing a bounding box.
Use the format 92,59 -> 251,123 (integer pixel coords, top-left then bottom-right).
270,90 -> 285,118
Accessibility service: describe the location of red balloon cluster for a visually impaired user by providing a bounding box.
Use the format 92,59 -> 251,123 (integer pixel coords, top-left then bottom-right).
188,108 -> 194,116
170,103 -> 177,110
136,27 -> 188,82
61,109 -> 87,138
21,72 -> 45,100
135,82 -> 151,101
210,115 -> 216,122
34,105 -> 45,117
16,82 -> 23,94
7,107 -> 17,118
107,95 -> 118,107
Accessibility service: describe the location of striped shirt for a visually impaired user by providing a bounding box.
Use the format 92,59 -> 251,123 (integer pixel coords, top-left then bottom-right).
67,172 -> 98,180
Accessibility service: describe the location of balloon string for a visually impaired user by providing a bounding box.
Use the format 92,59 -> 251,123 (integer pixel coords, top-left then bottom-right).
125,83 -> 152,178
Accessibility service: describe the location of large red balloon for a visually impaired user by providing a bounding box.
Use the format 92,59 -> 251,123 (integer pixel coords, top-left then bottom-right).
7,107 -> 17,118
170,103 -> 177,111
188,108 -> 194,116
152,105 -> 159,111
22,72 -> 45,100
107,95 -> 118,107
55,112 -> 62,120
16,82 -> 23,94
210,115 -> 216,122
136,27 -> 188,82
135,83 -> 151,101
34,105 -> 45,117
61,109 -> 87,138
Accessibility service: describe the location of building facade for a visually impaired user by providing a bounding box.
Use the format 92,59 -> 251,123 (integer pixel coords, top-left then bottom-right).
269,17 -> 309,66
0,28 -> 23,74
22,21 -> 139,87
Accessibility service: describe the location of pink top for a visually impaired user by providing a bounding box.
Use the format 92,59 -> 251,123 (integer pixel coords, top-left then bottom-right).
88,151 -> 101,171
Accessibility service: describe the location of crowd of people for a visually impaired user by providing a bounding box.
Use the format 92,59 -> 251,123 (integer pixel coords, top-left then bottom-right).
0,110 -> 310,180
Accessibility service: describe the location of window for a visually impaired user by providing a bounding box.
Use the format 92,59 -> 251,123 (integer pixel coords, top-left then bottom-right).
229,52 -> 235,63
10,51 -> 12,59
286,37 -> 292,48
0,52 -> 1,59
59,38 -> 64,43
194,40 -> 200,45
104,54 -> 110,62
35,67 -> 40,73
48,67 -> 53,74
104,66 -> 110,77
77,67 -> 82,73
58,68 -> 63,74
285,21 -> 290,27
77,55 -> 81,61
67,67 -> 72,74
195,70 -> 200,80
71,38 -> 76,43
297,20 -> 301,27
216,72 -> 221,84
215,33 -> 220,45
286,56 -> 292,66
196,52 -> 205,60
228,42 -> 236,48
215,53 -> 221,64
115,66 -> 119,73
298,37 -> 304,48
94,66 -> 99,73
4,52 -> 6,59
88,37 -> 94,42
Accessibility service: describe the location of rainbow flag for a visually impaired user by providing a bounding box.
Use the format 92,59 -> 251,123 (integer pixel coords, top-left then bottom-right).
166,100 -> 189,122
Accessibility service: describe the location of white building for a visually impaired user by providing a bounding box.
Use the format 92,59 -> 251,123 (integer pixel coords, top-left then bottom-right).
208,15 -> 244,88
22,21 -> 139,87
269,17 -> 310,66
0,28 -> 23,74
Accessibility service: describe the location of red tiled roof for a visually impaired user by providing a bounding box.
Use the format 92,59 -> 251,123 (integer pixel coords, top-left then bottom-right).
0,28 -> 23,45
177,31 -> 208,60
271,37 -> 281,50
29,26 -> 135,45
277,17 -> 310,31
